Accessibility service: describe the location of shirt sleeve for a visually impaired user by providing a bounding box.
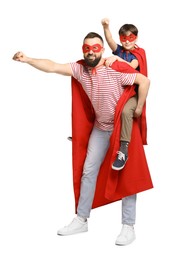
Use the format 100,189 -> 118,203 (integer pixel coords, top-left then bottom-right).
120,73 -> 137,86
70,62 -> 83,81
112,44 -> 122,56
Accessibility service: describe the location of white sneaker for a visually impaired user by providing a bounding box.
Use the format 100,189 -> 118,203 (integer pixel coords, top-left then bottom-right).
115,224 -> 136,246
57,217 -> 88,236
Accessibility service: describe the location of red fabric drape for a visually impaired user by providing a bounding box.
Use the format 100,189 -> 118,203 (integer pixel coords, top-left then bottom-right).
71,58 -> 153,212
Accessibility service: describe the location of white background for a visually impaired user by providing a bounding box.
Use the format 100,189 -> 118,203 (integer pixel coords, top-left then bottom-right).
0,0 -> 177,259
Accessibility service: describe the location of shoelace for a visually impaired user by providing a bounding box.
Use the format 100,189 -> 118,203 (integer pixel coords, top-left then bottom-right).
116,151 -> 125,161
64,218 -> 76,228
120,225 -> 134,236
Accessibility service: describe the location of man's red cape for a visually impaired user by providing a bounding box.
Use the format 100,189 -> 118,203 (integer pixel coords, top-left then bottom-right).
71,56 -> 153,212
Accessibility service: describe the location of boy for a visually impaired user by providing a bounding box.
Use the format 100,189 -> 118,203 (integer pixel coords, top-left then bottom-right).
101,18 -> 148,171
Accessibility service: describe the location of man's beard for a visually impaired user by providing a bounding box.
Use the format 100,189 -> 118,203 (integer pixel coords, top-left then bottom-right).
84,54 -> 102,67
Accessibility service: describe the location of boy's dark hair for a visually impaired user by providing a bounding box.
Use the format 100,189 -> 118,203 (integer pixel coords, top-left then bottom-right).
119,24 -> 138,36
84,32 -> 104,44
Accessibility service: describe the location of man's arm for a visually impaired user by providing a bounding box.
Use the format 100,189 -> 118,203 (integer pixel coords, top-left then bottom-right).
101,18 -> 117,52
12,52 -> 73,76
133,73 -> 150,117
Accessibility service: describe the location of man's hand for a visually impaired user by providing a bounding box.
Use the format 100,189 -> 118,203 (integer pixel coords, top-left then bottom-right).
12,52 -> 28,62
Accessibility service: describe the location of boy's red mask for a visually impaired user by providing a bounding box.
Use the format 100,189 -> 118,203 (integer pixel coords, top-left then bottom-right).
82,44 -> 103,53
120,34 -> 137,42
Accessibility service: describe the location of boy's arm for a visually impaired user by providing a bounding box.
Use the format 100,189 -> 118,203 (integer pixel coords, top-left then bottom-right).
105,55 -> 139,69
118,57 -> 139,69
12,51 -> 73,76
101,18 -> 117,52
133,73 -> 150,117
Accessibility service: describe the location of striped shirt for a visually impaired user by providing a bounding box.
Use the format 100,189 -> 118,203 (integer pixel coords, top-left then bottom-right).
70,62 -> 136,131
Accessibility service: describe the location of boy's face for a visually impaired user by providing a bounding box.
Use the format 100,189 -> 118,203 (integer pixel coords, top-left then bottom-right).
120,31 -> 137,51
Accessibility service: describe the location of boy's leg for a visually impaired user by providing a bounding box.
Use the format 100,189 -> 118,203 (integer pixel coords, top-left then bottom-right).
120,95 -> 138,143
112,95 -> 137,171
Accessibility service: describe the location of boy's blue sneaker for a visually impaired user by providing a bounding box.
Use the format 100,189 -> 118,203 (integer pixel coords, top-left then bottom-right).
112,151 -> 128,171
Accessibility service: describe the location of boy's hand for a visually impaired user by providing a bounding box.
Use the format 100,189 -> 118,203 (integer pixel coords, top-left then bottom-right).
134,106 -> 143,118
101,18 -> 110,27
105,56 -> 118,67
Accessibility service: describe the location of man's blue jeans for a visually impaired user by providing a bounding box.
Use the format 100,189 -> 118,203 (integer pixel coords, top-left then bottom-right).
77,127 -> 136,225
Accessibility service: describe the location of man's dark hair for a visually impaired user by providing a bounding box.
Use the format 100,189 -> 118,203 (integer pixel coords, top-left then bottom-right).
119,24 -> 138,36
84,32 -> 104,44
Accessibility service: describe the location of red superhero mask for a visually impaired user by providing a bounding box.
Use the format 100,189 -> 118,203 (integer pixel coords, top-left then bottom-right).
120,34 -> 137,42
82,44 -> 103,53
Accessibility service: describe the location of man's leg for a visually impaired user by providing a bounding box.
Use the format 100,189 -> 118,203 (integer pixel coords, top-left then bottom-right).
122,194 -> 137,225
57,127 -> 112,235
77,127 -> 112,218
115,194 -> 137,245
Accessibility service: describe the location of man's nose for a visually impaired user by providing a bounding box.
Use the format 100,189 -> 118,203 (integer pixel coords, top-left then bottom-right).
89,49 -> 94,54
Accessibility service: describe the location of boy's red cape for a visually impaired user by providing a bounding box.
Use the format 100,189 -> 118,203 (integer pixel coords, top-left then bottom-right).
71,47 -> 153,212
131,46 -> 148,145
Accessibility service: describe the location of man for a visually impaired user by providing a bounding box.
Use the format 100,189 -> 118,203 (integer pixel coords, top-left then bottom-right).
13,32 -> 153,246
